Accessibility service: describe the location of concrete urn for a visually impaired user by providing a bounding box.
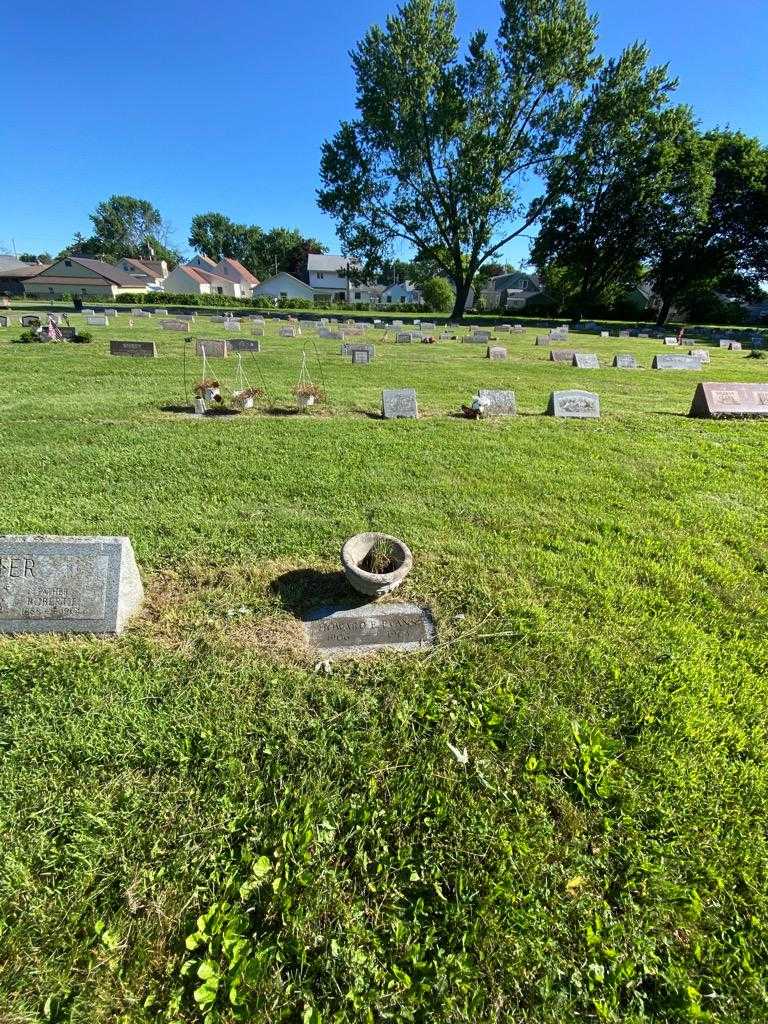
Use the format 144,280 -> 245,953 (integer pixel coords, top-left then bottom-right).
341,532 -> 413,598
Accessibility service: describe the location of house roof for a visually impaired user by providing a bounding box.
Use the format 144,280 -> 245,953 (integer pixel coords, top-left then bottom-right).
0,261 -> 52,279
179,265 -> 236,286
0,255 -> 32,272
382,279 -> 419,295
117,257 -> 167,278
256,271 -> 313,291
308,253 -> 361,273
217,257 -> 259,286
29,257 -> 143,286
190,254 -> 218,270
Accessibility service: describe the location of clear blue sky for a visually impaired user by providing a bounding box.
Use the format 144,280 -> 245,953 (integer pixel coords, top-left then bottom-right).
3,0 -> 766,267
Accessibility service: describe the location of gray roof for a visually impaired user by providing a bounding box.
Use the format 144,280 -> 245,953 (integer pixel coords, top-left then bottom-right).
308,253 -> 362,273
64,257 -> 144,286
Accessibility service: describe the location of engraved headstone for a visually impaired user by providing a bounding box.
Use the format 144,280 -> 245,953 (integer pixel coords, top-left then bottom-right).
475,389 -> 516,416
86,315 -> 109,326
688,348 -> 710,363
160,319 -> 190,332
612,354 -> 638,368
471,330 -> 492,342
549,349 -> 576,363
342,343 -> 375,359
228,339 -> 261,353
600,331 -> 609,338
652,354 -> 702,370
487,346 -> 507,360
154,309 -> 169,315
664,338 -> 679,346
728,341 -> 742,351
547,389 -> 600,419
304,602 -> 435,656
382,388 -> 418,419
279,327 -> 298,337
110,340 -> 157,357
572,352 -> 599,368
60,327 -> 77,340
196,339 -> 229,358
619,330 -> 630,338
0,314 -> 11,327
352,349 -> 370,364
0,535 -> 143,635
535,336 -> 553,346
395,332 -> 413,343
21,315 -> 41,327
689,382 -> 768,418
105,308 -> 118,316
718,339 -> 730,348
224,320 -> 241,332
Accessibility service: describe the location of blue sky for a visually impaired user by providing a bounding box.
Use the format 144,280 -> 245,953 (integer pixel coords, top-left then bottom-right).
3,0 -> 767,268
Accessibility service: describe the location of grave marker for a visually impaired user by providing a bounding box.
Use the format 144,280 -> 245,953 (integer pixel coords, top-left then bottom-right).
21,315 -> 41,327
86,315 -> 109,326
160,319 -> 190,332
110,340 -> 157,358
304,602 -> 435,656
475,389 -> 516,416
0,534 -> 143,635
224,320 -> 241,332
613,354 -> 638,368
689,381 -> 768,418
382,388 -> 418,419
652,354 -> 702,370
728,341 -> 742,351
228,339 -> 261,353
689,348 -> 710,363
547,389 -> 600,419
549,349 -> 576,363
572,352 -> 599,369
352,350 -> 370,365
487,346 -> 508,360
196,339 -> 229,358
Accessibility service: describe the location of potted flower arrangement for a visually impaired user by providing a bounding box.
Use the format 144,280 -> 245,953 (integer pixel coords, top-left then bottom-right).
292,382 -> 325,410
232,386 -> 264,411
193,379 -> 223,415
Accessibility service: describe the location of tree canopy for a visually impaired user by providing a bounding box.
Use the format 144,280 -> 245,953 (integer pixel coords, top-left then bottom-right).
188,214 -> 326,280
318,0 -> 601,319
61,195 -> 180,265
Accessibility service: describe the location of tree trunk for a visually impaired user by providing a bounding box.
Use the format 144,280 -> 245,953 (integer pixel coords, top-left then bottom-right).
450,278 -> 472,321
656,296 -> 673,326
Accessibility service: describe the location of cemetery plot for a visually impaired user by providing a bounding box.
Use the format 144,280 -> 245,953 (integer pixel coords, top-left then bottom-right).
304,603 -> 435,656
474,389 -> 517,416
110,340 -> 157,357
196,340 -> 229,358
549,349 -> 576,363
689,382 -> 768,418
382,389 -> 418,419
613,354 -> 638,368
487,346 -> 507,360
228,339 -> 262,353
652,355 -> 702,370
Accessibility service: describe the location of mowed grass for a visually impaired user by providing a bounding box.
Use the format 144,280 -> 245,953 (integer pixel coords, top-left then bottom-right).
0,313 -> 767,1023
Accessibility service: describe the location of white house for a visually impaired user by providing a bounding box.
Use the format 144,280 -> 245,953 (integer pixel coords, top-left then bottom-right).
213,257 -> 260,294
482,270 -> 543,310
252,272 -> 315,302
307,253 -> 381,304
187,254 -> 219,273
381,280 -> 422,305
164,264 -> 244,297
113,257 -> 168,288
23,256 -> 146,298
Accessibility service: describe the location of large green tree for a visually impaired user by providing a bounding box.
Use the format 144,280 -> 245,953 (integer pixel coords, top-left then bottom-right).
318,0 -> 601,320
62,195 -> 179,265
530,44 -> 703,318
647,130 -> 768,324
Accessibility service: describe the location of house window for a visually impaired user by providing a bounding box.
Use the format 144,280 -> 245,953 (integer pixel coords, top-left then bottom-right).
317,272 -> 324,279
217,287 -> 223,295
386,296 -> 392,303
354,291 -> 361,300
280,292 -> 288,299
65,259 -> 72,267
81,288 -> 86,295
48,287 -> 54,294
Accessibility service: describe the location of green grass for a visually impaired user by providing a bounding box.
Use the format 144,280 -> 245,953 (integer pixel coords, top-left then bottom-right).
1,314 -> 767,1023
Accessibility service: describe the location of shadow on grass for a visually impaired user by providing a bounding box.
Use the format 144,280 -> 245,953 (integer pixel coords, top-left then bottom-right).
160,404 -> 195,414
271,568 -> 369,617
263,406 -> 301,417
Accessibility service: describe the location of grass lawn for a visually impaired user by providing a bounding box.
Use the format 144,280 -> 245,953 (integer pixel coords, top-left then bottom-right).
1,313 -> 767,1023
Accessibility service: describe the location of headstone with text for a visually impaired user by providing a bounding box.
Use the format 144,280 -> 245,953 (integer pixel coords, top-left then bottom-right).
689,348 -> 710,363
487,346 -> 507,360
547,389 -> 600,419
613,354 -> 638,368
689,382 -> 768,418
224,320 -> 242,332
0,535 -> 143,635
728,341 -> 742,351
110,340 -> 157,358
549,349 -> 576,363
196,339 -> 229,358
304,602 -> 435,656
652,354 -> 702,370
572,352 -> 599,369
382,388 -> 418,419
160,319 -> 191,332
352,349 -> 370,365
87,316 -> 109,326
476,389 -> 516,416
228,339 -> 262,353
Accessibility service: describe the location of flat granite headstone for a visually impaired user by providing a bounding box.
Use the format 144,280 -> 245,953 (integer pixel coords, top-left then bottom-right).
547,389 -> 600,419
572,352 -> 599,368
228,339 -> 261,353
196,339 -> 229,358
689,381 -> 768,418
613,354 -> 638,368
160,319 -> 190,332
352,350 -> 370,364
0,535 -> 143,635
487,346 -> 507,360
549,349 -> 576,363
154,309 -> 169,316
664,338 -> 679,346
110,340 -> 157,357
21,315 -> 41,327
0,314 -> 11,327
60,327 -> 77,340
652,354 -> 702,370
471,330 -> 492,342
86,316 -> 109,326
689,348 -> 710,363
304,602 -> 435,656
382,388 -> 418,419
476,389 -> 516,416
105,308 -> 118,316
535,336 -> 553,346
395,332 -> 413,343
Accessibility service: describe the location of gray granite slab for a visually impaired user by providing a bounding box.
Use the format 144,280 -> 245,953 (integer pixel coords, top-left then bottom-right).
688,348 -> 710,363
572,352 -> 599,368
110,340 -> 157,357
547,389 -> 600,418
476,389 -> 517,415
549,349 -> 576,363
228,339 -> 261,352
612,354 -> 638,368
689,382 -> 768,418
382,388 -> 418,419
652,354 -> 702,370
196,339 -> 229,358
160,319 -> 190,332
0,535 -> 143,635
352,350 -> 370,364
304,602 -> 435,656
487,346 -> 507,360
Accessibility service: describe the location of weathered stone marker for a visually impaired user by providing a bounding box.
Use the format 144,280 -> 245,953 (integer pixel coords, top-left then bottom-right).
535,336 -> 553,346
613,354 -> 638,368
160,319 -> 191,332
228,339 -> 261,352
0,314 -> 11,327
304,602 -> 435,656
547,389 -> 600,419
728,341 -> 742,351
0,535 -> 143,635
572,352 -> 599,368
224,320 -> 241,332
382,388 -> 418,419
196,339 -> 229,358
487,346 -> 507,360
342,343 -> 375,359
652,354 -> 702,370
476,389 -> 517,416
689,348 -> 710,363
21,315 -> 41,327
352,350 -> 370,364
549,349 -> 576,363
689,382 -> 768,418
86,315 -> 109,326
664,337 -> 679,346
110,340 -> 157,357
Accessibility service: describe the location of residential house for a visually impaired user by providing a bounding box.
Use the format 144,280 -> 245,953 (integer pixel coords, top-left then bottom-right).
163,263 -> 245,297
187,254 -> 219,273
381,280 -> 422,305
22,256 -> 147,298
307,253 -> 382,304
252,272 -> 315,302
213,257 -> 259,294
481,270 -> 543,310
113,257 -> 169,289
0,255 -> 51,296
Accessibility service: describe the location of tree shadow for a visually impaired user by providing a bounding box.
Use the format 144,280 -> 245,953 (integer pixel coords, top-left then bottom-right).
263,406 -> 301,417
160,404 -> 195,414
270,568 -> 368,618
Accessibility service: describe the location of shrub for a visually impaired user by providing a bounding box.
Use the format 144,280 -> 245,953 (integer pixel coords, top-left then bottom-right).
420,277 -> 454,312
14,330 -> 42,344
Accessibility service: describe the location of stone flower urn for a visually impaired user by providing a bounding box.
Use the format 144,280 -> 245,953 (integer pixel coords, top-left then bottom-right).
341,532 -> 413,598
